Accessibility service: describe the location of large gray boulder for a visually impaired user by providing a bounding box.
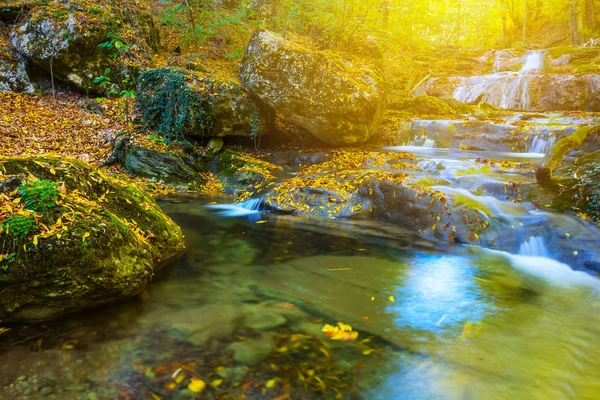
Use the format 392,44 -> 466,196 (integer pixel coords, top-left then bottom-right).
9,0 -> 159,92
240,30 -> 386,145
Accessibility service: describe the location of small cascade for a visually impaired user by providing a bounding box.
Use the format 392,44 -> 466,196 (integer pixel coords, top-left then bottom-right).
205,197 -> 265,217
237,198 -> 264,211
528,135 -> 557,154
520,50 -> 545,72
518,236 -> 549,258
405,133 -> 437,148
452,51 -> 545,111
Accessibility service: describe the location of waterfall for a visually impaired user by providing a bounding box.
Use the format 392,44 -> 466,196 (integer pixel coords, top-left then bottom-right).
528,135 -> 556,154
406,133 -> 437,148
452,51 -> 545,111
518,236 -> 549,258
205,197 -> 264,217
237,198 -> 264,211
520,50 -> 544,72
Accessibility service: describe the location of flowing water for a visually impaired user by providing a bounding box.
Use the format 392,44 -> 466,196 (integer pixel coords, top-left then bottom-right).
1,196 -> 599,400
2,142 -> 600,399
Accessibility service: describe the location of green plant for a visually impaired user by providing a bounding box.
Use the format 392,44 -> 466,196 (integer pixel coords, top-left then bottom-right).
0,216 -> 39,240
18,179 -> 60,212
137,68 -> 209,142
1,253 -> 16,272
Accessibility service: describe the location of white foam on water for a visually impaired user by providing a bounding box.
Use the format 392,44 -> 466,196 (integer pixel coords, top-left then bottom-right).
205,198 -> 264,217
518,236 -> 549,258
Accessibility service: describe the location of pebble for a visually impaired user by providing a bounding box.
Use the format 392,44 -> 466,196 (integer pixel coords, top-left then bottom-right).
40,387 -> 53,396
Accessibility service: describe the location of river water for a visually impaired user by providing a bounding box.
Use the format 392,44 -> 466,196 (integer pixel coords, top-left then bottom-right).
1,183 -> 599,399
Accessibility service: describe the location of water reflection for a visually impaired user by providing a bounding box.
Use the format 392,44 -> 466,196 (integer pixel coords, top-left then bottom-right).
392,255 -> 492,334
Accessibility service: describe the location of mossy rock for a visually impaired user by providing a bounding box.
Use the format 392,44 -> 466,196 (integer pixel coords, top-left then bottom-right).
204,150 -> 282,196
9,0 -> 159,92
0,156 -> 184,322
137,68 -> 268,141
0,24 -> 34,93
408,95 -> 455,115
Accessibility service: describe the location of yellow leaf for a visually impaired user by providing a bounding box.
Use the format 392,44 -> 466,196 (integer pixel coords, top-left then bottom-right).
265,379 -> 277,389
363,349 -> 376,355
33,235 -> 39,246
50,168 -> 56,175
174,375 -> 185,384
12,197 -> 21,203
460,322 -> 473,339
389,296 -> 395,303
82,232 -> 90,242
211,379 -> 223,388
188,378 -> 206,393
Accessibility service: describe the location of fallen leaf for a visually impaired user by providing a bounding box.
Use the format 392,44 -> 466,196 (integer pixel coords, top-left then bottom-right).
188,378 -> 206,393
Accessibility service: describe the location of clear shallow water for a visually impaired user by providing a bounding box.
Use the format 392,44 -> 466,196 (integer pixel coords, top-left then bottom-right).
1,199 -> 599,399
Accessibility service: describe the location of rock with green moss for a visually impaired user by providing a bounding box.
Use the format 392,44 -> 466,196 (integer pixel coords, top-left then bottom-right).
137,68 -> 268,140
9,0 -> 159,92
118,144 -> 202,188
0,25 -> 34,93
536,124 -> 600,183
0,156 -> 184,322
240,30 -> 386,145
204,150 -> 282,196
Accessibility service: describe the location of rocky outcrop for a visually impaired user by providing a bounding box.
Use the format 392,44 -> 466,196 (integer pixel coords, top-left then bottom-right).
240,30 -> 386,145
137,68 -> 268,140
9,0 -> 159,92
0,156 -> 184,322
0,26 -> 34,93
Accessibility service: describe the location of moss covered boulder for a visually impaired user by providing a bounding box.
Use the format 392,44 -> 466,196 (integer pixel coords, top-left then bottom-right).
137,68 -> 268,140
0,156 -> 184,322
240,30 -> 386,145
9,0 -> 159,92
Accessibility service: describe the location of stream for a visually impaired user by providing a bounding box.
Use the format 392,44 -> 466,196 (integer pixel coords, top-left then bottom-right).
2,51 -> 600,400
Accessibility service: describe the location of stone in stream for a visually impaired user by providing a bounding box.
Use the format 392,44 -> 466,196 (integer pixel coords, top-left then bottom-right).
9,0 -> 159,92
141,304 -> 245,346
228,333 -> 277,365
262,150 -> 513,248
0,156 -> 185,322
240,30 -> 386,145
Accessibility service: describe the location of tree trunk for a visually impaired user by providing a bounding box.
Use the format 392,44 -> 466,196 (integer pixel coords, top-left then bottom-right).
522,0 -> 528,45
584,0 -> 596,31
570,0 -> 582,45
